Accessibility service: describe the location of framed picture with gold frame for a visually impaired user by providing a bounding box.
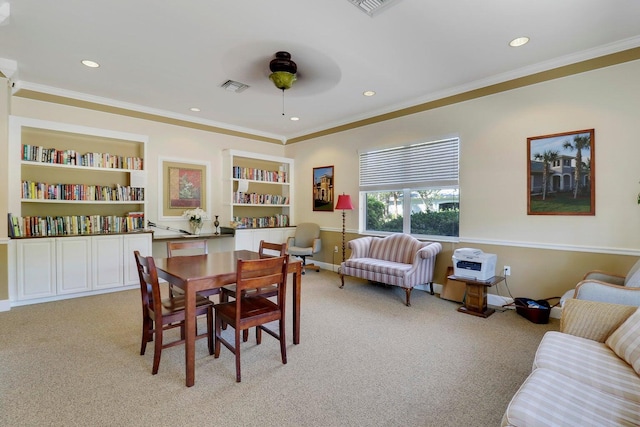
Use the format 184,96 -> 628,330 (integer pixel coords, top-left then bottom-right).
527,129 -> 595,216
158,157 -> 210,219
313,165 -> 334,211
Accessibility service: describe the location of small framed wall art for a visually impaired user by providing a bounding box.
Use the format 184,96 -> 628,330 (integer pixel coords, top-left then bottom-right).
527,129 -> 595,216
313,165 -> 334,211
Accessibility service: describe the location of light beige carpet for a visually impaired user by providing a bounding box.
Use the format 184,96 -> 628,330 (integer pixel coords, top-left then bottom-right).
0,270 -> 557,426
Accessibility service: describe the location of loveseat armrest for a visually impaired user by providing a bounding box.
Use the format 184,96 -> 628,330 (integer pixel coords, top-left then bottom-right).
415,242 -> 442,261
347,236 -> 373,259
560,299 -> 636,342
575,279 -> 640,306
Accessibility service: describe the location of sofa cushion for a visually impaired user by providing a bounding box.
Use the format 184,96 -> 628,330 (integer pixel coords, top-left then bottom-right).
343,258 -> 411,278
368,234 -> 422,264
534,331 -> 640,401
606,307 -> 640,374
502,368 -> 640,427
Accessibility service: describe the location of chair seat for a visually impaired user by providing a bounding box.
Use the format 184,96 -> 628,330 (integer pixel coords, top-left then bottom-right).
155,294 -> 212,317
221,284 -> 278,299
288,245 -> 314,256
216,296 -> 280,325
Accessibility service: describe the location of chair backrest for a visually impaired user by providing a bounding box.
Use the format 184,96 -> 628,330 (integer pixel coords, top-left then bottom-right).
235,256 -> 288,319
167,240 -> 208,257
292,223 -> 320,249
134,250 -> 161,317
259,240 -> 287,257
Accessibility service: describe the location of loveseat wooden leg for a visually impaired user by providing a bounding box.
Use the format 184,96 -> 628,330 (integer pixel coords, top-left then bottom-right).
405,288 -> 412,306
340,274 -> 344,288
429,282 -> 434,295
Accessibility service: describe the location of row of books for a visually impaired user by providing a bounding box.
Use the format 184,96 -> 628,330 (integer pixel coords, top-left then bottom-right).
8,213 -> 145,238
22,181 -> 145,202
22,144 -> 143,170
232,166 -> 288,183
232,192 -> 289,205
232,214 -> 289,229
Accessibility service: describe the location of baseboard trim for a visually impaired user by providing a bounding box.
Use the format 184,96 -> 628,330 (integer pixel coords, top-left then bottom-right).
0,299 -> 11,312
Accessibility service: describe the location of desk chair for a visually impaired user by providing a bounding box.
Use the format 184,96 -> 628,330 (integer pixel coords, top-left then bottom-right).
166,240 -> 220,300
220,240 -> 287,341
287,222 -> 321,274
214,255 -> 288,382
134,251 -> 213,375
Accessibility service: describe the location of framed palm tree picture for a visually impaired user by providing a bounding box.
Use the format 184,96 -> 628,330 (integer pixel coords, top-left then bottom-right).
527,129 -> 595,215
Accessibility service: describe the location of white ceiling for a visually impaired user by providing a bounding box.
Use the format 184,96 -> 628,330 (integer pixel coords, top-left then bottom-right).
1,0 -> 639,143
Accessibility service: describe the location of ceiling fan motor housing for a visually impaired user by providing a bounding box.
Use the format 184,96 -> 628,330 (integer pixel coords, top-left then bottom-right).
269,51 -> 298,91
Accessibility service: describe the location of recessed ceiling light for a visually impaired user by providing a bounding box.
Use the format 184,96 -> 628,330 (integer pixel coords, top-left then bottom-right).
190,107 -> 201,112
81,59 -> 100,68
363,90 -> 376,97
509,37 -> 530,47
290,117 -> 300,121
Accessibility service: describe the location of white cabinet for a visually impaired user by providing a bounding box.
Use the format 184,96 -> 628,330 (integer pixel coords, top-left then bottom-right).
234,227 -> 296,251
92,235 -> 124,290
56,237 -> 92,295
16,238 -> 56,300
123,233 -> 152,285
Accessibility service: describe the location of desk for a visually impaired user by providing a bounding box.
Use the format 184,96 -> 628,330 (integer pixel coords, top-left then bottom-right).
447,275 -> 505,318
155,250 -> 302,387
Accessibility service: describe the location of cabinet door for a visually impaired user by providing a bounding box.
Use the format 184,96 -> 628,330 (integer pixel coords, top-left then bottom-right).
16,239 -> 56,300
92,235 -> 124,289
234,230 -> 254,251
56,237 -> 92,295
123,233 -> 152,285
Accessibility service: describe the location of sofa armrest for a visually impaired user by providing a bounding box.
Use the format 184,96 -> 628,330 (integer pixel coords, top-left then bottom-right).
583,270 -> 626,285
347,236 -> 373,259
560,299 -> 636,342
575,279 -> 640,306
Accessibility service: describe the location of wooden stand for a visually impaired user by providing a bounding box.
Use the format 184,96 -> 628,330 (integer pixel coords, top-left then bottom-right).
448,275 -> 505,318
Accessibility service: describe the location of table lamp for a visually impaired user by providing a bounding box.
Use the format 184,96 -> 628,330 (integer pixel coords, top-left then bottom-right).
335,193 -> 354,264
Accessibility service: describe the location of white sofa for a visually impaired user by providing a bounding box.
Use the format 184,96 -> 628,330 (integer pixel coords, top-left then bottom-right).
502,299 -> 640,427
339,233 -> 442,306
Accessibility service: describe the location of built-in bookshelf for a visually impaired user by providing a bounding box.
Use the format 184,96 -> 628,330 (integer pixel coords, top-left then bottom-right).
8,117 -> 148,238
223,149 -> 294,229
8,117 -> 152,305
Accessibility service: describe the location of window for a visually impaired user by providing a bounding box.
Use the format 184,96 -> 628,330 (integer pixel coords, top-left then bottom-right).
359,138 -> 459,239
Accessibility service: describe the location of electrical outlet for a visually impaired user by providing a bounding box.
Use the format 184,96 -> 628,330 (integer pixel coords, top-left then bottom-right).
334,245 -> 339,253
503,266 -> 511,276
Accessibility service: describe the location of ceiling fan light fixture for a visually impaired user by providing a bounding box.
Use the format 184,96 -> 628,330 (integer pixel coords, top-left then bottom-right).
269,51 -> 297,90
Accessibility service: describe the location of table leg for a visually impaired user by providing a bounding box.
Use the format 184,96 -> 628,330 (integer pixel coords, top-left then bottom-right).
185,284 -> 196,387
293,264 -> 301,345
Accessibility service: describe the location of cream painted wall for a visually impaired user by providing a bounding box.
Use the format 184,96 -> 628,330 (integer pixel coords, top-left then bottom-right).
284,60 -> 640,300
285,60 -> 640,250
9,97 -> 286,233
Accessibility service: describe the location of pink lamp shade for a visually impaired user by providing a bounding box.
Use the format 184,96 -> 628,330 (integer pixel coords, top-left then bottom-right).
335,194 -> 354,210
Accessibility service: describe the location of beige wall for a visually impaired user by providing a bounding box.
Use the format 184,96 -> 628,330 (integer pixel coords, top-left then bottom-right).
284,59 -> 640,299
2,59 -> 640,305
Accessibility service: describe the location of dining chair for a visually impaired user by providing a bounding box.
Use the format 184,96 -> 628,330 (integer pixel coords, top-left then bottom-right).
134,250 -> 214,375
214,255 -> 289,382
219,240 -> 287,341
166,240 -> 220,300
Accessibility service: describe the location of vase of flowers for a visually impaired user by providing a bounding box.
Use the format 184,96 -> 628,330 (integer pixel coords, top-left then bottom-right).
183,207 -> 207,235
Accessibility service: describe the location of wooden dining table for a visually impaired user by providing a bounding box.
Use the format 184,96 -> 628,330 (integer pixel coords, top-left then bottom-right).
154,250 -> 303,387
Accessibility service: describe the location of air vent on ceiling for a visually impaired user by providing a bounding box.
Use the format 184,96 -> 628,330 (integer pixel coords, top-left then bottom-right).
221,80 -> 250,93
347,0 -> 401,16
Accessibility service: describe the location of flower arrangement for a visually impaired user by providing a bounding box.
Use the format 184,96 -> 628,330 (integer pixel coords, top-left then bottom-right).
183,207 -> 207,224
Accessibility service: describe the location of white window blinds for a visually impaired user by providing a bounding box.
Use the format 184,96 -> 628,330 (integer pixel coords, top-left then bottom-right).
359,138 -> 459,191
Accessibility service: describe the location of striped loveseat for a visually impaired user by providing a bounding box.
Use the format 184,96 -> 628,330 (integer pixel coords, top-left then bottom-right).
502,299 -> 640,427
339,234 -> 442,306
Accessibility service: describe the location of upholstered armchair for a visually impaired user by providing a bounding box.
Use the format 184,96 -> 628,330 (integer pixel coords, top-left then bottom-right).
561,259 -> 640,306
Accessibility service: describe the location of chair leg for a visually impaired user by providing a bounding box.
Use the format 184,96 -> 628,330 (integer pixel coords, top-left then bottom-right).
152,326 -> 163,375
256,326 -> 262,345
207,308 -> 214,356
242,328 -> 249,342
235,328 -> 242,382
140,317 -> 152,355
214,315 -> 221,358
279,318 -> 287,365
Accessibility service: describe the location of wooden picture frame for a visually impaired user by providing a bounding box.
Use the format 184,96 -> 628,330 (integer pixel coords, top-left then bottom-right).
313,165 -> 334,211
159,158 -> 210,219
527,129 -> 595,216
